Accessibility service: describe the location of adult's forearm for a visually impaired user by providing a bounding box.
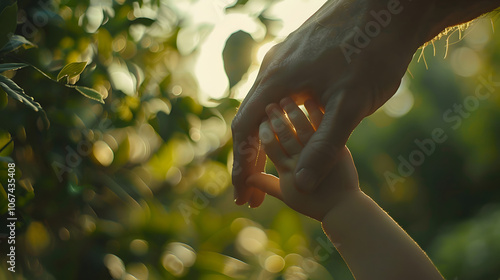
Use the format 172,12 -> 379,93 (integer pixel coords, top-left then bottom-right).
321,191 -> 443,280
422,0 -> 500,43
303,0 -> 500,80
312,0 -> 500,50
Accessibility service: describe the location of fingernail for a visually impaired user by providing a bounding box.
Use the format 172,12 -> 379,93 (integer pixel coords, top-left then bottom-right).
295,168 -> 316,193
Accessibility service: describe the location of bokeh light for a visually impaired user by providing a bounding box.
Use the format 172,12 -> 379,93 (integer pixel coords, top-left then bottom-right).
451,47 -> 481,77
382,76 -> 414,118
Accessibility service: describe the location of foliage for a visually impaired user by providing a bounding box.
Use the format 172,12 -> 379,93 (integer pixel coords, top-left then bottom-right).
0,0 -> 499,280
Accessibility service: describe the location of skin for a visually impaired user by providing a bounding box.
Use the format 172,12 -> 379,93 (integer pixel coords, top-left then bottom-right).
249,97 -> 359,221
247,98 -> 443,279
231,0 -> 500,207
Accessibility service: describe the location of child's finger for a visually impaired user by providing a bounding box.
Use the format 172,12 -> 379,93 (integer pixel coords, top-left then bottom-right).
248,188 -> 266,208
304,99 -> 324,131
246,173 -> 283,201
280,97 -> 315,146
265,104 -> 302,156
259,119 -> 288,167
248,147 -> 268,208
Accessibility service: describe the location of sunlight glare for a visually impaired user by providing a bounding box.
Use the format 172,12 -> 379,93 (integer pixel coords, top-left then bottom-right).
382,77 -> 414,118
256,41 -> 278,64
451,47 -> 481,77
232,65 -> 259,101
264,0 -> 327,38
194,13 -> 264,105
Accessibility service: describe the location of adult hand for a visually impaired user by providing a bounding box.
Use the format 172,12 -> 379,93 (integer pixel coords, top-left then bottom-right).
231,0 -> 500,207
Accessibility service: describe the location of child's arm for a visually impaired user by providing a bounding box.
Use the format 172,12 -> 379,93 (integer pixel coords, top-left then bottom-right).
321,191 -> 443,280
247,97 -> 443,280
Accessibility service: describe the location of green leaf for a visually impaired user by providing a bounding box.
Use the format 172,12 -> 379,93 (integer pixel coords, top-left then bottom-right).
75,86 -> 105,104
223,31 -> 254,88
57,62 -> 87,83
0,35 -> 36,55
0,75 -> 43,112
0,63 -> 29,73
0,1 -> 17,50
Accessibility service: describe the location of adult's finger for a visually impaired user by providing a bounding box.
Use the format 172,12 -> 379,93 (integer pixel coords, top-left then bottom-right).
248,145 -> 268,208
304,99 -> 324,131
231,126 -> 262,205
231,79 -> 289,205
295,90 -> 363,193
231,82 -> 268,205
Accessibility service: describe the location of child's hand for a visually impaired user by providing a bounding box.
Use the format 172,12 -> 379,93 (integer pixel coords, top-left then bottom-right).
247,98 -> 444,280
246,97 -> 360,221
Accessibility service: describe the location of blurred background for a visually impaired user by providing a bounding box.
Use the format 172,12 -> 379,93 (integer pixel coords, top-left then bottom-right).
0,0 -> 499,279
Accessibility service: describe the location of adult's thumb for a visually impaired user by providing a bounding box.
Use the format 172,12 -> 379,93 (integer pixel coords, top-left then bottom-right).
295,93 -> 363,193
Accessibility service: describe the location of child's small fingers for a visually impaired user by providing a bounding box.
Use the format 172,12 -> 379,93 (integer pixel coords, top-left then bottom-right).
246,173 -> 283,201
266,104 -> 302,155
304,99 -> 324,130
280,97 -> 315,145
248,188 -> 266,208
259,120 -> 288,166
